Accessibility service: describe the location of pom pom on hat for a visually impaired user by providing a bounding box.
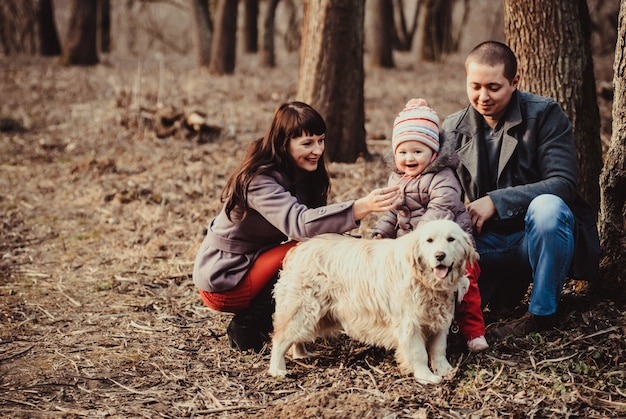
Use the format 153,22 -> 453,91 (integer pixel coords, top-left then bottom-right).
392,98 -> 440,154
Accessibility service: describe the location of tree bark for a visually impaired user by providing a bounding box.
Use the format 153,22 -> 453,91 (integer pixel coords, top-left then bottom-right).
259,0 -> 280,67
416,0 -> 453,62
36,0 -> 61,56
36,0 -> 61,57
209,0 -> 238,75
390,0 -> 420,51
297,0 -> 368,163
366,0 -> 394,68
189,0 -> 213,67
503,0 -> 602,212
0,1 -> 37,55
598,0 -> 626,300
244,0 -> 259,53
59,0 -> 98,66
99,0 -> 111,53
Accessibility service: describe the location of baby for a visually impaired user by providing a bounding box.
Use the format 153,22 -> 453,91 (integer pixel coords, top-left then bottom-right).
373,98 -> 489,353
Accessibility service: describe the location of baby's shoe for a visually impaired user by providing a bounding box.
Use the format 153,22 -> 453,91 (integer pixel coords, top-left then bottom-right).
467,335 -> 489,353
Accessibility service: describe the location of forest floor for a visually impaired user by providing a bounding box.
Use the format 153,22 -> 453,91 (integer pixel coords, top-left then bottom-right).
0,49 -> 624,418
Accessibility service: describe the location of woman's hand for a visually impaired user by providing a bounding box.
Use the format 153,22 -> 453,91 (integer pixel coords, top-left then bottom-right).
353,186 -> 400,221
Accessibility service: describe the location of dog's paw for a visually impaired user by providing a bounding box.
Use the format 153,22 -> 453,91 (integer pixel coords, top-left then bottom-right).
268,366 -> 288,378
431,358 -> 453,377
290,343 -> 313,359
269,352 -> 288,378
414,371 -> 443,385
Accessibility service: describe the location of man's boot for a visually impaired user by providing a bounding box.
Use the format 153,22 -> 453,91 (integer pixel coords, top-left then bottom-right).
486,312 -> 555,339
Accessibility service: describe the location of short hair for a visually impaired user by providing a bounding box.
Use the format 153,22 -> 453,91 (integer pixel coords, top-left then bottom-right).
466,41 -> 518,83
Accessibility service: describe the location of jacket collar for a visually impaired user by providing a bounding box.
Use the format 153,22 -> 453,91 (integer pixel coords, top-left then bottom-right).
456,91 -> 523,180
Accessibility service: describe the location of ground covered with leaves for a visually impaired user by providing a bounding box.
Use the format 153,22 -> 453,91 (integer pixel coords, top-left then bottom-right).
1,50 -> 624,418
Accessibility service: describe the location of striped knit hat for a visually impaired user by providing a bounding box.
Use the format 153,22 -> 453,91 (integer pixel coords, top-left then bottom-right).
391,98 -> 440,154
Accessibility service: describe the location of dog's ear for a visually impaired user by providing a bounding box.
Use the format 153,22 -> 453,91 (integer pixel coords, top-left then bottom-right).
409,238 -> 428,282
462,230 -> 479,266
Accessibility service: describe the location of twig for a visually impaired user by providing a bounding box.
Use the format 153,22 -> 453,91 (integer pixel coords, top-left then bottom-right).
554,326 -> 621,350
615,385 -> 626,398
19,269 -> 51,278
129,320 -> 164,332
364,357 -> 386,375
200,386 -> 224,409
193,405 -> 264,414
53,405 -> 90,416
1,399 -> 40,409
477,364 -> 505,391
360,364 -> 380,392
113,274 -> 140,284
485,354 -> 519,367
26,303 -> 56,320
0,345 -> 33,362
157,53 -> 164,108
534,352 -> 578,368
56,283 -> 82,307
108,378 -> 152,395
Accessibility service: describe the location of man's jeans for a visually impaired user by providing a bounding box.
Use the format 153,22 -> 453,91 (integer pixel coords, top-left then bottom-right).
475,194 -> 575,316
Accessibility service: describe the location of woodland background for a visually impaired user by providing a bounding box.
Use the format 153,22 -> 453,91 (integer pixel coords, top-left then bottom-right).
0,0 -> 624,417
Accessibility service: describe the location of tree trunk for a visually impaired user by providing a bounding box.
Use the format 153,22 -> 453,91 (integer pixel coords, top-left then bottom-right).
189,0 -> 213,67
391,0 -> 420,51
297,0 -> 368,163
366,0 -> 394,68
209,0 -> 238,75
36,0 -> 61,56
598,0 -> 626,300
503,0 -> 602,212
416,0 -> 453,62
259,0 -> 280,67
59,0 -> 98,66
99,0 -> 110,53
244,0 -> 259,53
0,1 -> 37,55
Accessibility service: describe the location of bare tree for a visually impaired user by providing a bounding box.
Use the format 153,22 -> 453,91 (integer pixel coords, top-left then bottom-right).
0,1 -> 37,55
209,0 -> 238,74
390,0 -> 420,51
504,0 -> 603,212
598,0 -> 626,299
366,0 -> 394,68
416,0 -> 453,62
59,0 -> 98,66
36,0 -> 61,56
297,0 -> 367,163
244,0 -> 259,53
189,0 -> 213,66
259,0 -> 280,67
99,0 -> 110,53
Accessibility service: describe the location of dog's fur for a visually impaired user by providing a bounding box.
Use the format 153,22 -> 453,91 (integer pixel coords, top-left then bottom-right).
268,219 -> 478,384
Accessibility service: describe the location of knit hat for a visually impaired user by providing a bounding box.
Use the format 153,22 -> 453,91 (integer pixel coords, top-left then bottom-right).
391,98 -> 440,154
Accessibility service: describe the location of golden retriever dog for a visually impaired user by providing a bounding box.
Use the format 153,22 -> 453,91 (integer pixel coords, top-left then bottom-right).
268,219 -> 478,384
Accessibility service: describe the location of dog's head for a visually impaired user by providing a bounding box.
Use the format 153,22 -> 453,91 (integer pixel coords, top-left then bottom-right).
411,219 -> 478,291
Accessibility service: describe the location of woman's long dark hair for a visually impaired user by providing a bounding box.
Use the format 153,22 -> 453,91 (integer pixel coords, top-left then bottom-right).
222,101 -> 330,220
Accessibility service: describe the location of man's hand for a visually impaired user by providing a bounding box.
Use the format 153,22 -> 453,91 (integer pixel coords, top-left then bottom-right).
467,195 -> 496,234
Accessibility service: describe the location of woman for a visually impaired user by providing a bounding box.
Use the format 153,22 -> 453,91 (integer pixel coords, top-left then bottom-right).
193,101 -> 399,352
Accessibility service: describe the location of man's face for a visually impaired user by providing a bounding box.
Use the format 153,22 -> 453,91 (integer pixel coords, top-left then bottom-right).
466,61 -> 519,128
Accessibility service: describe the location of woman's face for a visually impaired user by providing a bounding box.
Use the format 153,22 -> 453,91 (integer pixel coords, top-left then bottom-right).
288,133 -> 325,172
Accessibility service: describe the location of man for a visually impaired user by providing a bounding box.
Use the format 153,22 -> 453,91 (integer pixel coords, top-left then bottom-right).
441,41 -> 600,338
